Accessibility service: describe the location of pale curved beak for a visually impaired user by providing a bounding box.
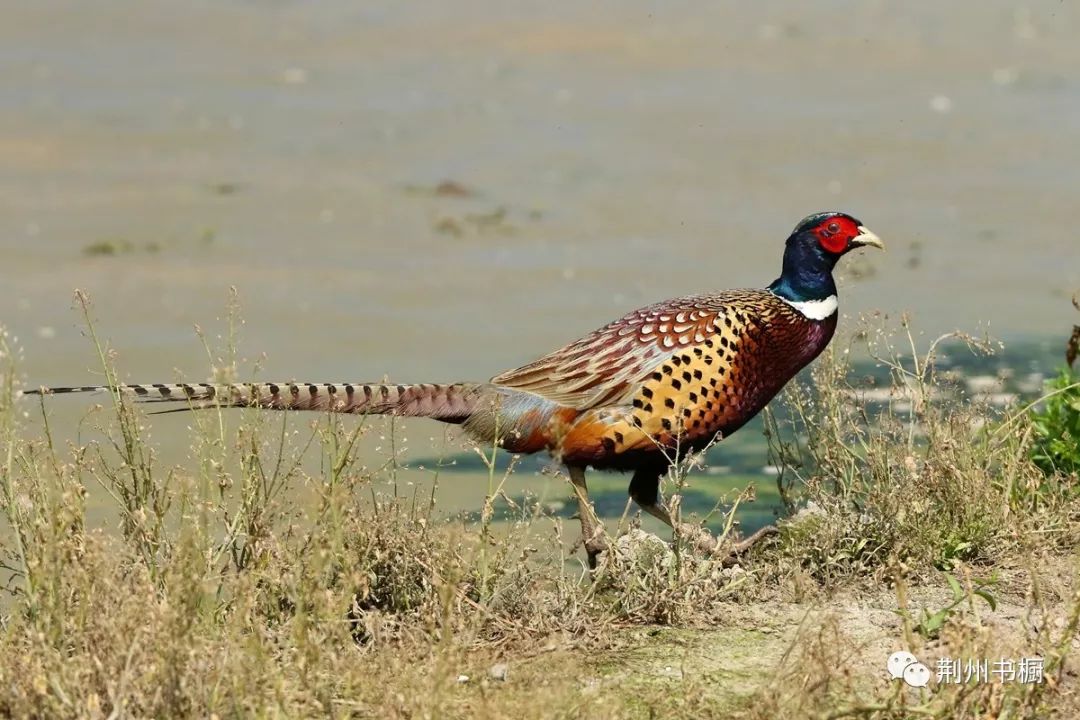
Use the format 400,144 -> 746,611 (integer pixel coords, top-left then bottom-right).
851,225 -> 884,250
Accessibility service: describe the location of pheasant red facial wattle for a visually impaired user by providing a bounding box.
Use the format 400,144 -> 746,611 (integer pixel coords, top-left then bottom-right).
27,211 -> 883,567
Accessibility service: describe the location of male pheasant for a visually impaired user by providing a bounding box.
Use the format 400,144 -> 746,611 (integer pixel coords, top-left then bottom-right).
28,211 -> 882,566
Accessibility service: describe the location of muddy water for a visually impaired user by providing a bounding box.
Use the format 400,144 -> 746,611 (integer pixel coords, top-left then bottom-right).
2,1 -> 1078,533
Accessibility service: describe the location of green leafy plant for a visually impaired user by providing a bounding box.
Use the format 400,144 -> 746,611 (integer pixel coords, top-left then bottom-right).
1029,369 -> 1080,477
899,572 -> 998,640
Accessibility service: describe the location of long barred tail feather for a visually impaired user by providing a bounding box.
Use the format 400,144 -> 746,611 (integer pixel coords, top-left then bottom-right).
26,380 -> 570,452
24,381 -> 486,423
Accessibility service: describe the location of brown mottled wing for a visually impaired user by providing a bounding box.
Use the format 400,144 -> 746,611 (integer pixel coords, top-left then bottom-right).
540,290 -> 836,464
491,293 -> 743,410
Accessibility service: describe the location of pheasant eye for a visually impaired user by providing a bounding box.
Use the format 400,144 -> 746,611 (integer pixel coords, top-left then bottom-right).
816,218 -> 850,253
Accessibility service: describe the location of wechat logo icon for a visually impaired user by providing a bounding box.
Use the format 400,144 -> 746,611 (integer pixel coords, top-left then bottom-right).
888,651 -> 931,688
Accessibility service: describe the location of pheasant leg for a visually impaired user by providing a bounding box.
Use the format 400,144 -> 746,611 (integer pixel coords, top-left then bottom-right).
567,465 -> 607,568
630,464 -> 777,565
639,499 -> 778,565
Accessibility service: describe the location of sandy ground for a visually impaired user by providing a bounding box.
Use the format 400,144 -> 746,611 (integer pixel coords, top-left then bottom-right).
465,552 -> 1080,715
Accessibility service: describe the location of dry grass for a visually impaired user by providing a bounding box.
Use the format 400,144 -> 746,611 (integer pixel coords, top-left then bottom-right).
763,321 -> 1079,592
1,298 -> 1078,719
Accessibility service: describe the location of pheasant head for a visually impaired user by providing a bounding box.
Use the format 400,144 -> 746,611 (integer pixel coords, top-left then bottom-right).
768,211 -> 883,313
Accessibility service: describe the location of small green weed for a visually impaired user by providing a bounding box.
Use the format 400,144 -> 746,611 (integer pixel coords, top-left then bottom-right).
899,571 -> 998,640
1029,368 -> 1080,478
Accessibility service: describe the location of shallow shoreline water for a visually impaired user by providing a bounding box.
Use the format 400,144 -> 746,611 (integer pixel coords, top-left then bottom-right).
2,0 -> 1079,539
